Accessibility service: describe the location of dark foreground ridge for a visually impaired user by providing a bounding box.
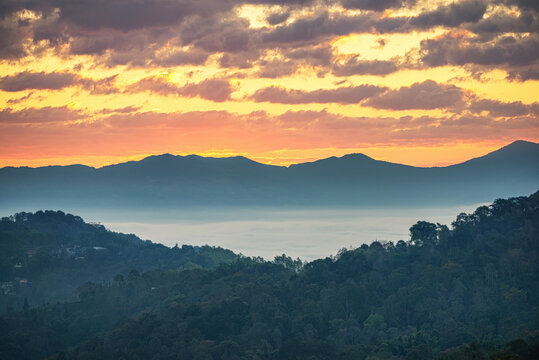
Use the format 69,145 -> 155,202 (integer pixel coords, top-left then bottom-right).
1,191 -> 538,359
0,211 -> 237,311
0,140 -> 537,208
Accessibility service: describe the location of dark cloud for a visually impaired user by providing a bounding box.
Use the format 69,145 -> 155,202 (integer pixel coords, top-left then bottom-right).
56,0 -> 233,32
468,99 -> 539,117
194,28 -> 251,53
151,49 -> 209,67
332,56 -> 399,76
419,33 -> 539,68
260,6 -> 494,48
409,0 -> 487,29
219,52 -> 258,69
364,80 -> 465,110
340,0 -> 415,12
250,84 -> 387,104
466,10 -> 538,35
0,0 -> 535,90
267,10 -> 290,25
126,76 -> 234,102
179,16 -> 254,54
286,45 -> 334,66
80,75 -> 119,95
261,12 -> 375,44
0,71 -> 119,94
506,67 -> 539,81
256,59 -> 298,78
178,79 -> 234,102
504,0 -> 539,12
0,0 -> 513,69
0,71 -> 79,91
251,45 -> 334,78
0,25 -> 29,59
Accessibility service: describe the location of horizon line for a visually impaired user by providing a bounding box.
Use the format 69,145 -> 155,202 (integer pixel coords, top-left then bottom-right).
0,139 -> 536,171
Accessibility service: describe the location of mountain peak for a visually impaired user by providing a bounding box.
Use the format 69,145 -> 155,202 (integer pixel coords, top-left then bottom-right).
340,153 -> 376,161
482,139 -> 537,158
499,140 -> 537,151
454,139 -> 538,169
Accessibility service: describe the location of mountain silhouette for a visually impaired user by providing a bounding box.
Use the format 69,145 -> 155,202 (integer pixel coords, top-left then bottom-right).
0,140 -> 537,209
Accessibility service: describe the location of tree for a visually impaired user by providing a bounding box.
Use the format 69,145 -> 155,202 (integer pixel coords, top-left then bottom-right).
363,313 -> 386,331
409,221 -> 438,246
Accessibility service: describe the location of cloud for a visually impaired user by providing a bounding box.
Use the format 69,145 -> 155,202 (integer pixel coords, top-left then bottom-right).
250,84 -> 387,104
364,80 -> 465,110
0,0 -> 515,72
261,12 -> 373,44
1,107 -> 537,158
332,56 -> 399,76
151,49 -> 209,67
178,79 -> 234,102
266,10 -> 290,25
0,71 -> 79,92
0,25 -> 29,59
286,45 -> 334,67
506,67 -> 539,81
0,71 -> 119,94
6,92 -> 36,104
53,0 -> 233,32
468,99 -> 539,117
126,76 -> 234,102
252,45 -> 334,78
419,33 -> 539,68
0,106 -> 85,124
339,0 -> 415,12
409,0 -> 487,29
104,110 -> 238,129
219,51 -> 259,69
504,0 -> 539,12
100,108 -> 539,145
80,75 -> 119,95
97,105 -> 142,115
256,59 -> 298,78
466,9 -> 538,35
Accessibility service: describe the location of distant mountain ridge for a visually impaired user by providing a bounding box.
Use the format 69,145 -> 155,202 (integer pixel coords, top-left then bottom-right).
0,140 -> 537,209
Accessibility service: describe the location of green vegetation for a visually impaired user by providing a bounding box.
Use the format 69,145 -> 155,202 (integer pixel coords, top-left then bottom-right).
1,191 -> 538,359
0,210 -> 237,312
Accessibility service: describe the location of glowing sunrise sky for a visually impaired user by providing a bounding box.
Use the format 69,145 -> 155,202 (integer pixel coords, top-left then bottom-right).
0,0 -> 538,167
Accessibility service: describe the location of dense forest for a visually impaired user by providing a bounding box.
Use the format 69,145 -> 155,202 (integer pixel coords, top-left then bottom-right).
1,192 -> 538,359
0,210 -> 237,312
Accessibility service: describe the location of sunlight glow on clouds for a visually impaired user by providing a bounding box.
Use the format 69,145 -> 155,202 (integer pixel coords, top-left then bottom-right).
0,0 -> 537,167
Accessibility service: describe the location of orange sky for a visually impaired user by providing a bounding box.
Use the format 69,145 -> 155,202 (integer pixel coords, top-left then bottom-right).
0,0 -> 538,168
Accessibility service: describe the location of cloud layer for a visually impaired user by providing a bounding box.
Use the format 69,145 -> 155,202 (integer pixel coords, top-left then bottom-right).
0,0 -> 537,166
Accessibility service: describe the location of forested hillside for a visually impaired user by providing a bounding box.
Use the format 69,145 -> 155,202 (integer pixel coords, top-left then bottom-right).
0,211 -> 237,312
1,192 -> 538,359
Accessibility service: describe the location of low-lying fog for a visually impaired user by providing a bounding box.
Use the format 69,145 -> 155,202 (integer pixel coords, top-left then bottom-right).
32,205 -> 482,261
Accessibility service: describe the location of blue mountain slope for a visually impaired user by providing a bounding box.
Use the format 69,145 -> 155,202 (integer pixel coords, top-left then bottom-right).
0,141 -> 537,208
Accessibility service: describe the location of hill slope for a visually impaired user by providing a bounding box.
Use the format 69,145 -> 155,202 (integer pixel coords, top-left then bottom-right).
0,192 -> 538,359
0,210 -> 237,311
0,141 -> 537,209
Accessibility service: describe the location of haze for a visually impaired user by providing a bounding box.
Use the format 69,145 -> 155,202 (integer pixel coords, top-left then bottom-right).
0,205 -> 482,260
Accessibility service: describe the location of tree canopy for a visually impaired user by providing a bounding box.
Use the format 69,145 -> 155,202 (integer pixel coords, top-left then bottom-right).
1,192 -> 538,359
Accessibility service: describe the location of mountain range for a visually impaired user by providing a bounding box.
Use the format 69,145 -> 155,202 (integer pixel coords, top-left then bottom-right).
0,140 -> 537,210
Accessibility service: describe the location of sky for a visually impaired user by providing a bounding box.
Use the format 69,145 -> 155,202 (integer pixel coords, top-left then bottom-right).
0,0 -> 538,168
